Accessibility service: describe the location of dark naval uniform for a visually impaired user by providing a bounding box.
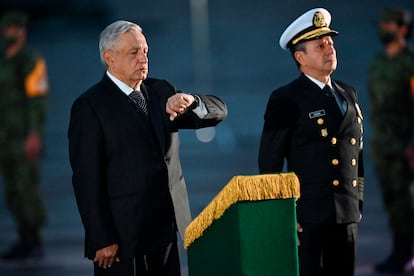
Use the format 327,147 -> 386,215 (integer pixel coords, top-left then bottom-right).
259,74 -> 364,275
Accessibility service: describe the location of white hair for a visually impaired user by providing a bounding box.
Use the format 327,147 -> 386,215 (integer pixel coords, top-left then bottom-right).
99,20 -> 143,65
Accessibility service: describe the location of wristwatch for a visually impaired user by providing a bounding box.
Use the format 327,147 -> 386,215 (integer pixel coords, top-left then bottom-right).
189,94 -> 200,110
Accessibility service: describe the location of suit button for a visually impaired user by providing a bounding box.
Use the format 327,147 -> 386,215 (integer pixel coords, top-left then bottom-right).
332,159 -> 339,165
331,137 -> 337,145
351,159 -> 357,166
321,128 -> 328,137
352,180 -> 357,187
350,138 -> 357,145
332,180 -> 340,186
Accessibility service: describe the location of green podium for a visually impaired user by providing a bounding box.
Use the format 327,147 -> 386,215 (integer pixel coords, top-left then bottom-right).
184,173 -> 300,276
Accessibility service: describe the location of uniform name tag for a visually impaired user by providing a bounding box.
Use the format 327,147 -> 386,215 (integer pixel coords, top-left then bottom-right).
309,109 -> 326,119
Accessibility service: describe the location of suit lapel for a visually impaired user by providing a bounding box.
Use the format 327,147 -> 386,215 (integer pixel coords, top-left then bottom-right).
299,74 -> 326,105
332,81 -> 351,115
101,74 -> 136,111
102,74 -> 167,153
141,83 -> 166,154
332,81 -> 357,133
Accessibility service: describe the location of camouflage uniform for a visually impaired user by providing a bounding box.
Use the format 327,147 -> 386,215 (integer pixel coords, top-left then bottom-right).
368,46 -> 414,233
0,12 -> 48,255
367,44 -> 414,272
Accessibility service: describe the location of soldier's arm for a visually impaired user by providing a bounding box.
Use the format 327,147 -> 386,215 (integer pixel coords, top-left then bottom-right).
25,57 -> 49,133
24,56 -> 49,160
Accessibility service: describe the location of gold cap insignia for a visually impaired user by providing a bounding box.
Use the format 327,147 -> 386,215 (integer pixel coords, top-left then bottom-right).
313,11 -> 327,28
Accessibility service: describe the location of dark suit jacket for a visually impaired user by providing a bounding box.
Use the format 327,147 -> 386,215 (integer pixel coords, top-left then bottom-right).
259,74 -> 364,224
68,74 -> 227,259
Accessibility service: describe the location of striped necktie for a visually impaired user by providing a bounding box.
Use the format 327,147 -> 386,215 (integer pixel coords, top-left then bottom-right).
129,90 -> 148,115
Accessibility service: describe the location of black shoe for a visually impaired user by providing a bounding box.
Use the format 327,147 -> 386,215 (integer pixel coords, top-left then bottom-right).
0,243 -> 44,261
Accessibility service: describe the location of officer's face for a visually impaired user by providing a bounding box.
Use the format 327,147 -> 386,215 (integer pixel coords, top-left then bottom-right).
297,36 -> 337,78
104,28 -> 149,88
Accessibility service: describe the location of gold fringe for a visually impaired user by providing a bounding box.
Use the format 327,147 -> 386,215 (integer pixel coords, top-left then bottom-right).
184,173 -> 300,249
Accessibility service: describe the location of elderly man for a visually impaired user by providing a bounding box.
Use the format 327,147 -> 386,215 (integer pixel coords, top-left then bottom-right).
258,8 -> 364,276
68,20 -> 227,275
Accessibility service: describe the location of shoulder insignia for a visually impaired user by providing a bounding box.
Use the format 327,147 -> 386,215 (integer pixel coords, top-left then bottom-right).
25,58 -> 49,98
411,76 -> 414,96
355,103 -> 363,120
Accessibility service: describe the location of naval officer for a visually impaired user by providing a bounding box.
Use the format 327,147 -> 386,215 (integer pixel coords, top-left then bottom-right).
258,7 -> 364,276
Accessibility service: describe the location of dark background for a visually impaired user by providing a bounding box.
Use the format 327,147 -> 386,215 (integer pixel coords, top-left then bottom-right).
0,0 -> 413,275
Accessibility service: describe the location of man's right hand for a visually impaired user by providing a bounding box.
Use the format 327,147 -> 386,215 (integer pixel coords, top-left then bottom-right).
166,93 -> 195,121
94,244 -> 120,269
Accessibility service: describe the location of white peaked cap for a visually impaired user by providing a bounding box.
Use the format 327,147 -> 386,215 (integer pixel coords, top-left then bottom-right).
279,7 -> 338,50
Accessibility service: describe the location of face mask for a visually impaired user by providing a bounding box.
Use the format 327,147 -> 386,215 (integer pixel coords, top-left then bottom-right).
378,30 -> 398,45
0,35 -> 19,49
0,35 -> 18,55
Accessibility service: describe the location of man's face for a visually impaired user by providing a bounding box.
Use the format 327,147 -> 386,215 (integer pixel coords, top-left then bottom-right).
1,25 -> 25,47
378,21 -> 403,45
107,28 -> 149,88
297,36 -> 337,77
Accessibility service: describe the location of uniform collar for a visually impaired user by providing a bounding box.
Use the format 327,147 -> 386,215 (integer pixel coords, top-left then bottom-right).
304,74 -> 332,89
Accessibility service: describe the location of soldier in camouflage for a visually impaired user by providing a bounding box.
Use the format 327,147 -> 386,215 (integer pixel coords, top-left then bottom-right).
367,7 -> 414,274
0,11 -> 49,260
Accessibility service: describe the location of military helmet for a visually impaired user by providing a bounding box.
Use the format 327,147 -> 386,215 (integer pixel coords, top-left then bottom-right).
0,11 -> 29,28
380,7 -> 411,26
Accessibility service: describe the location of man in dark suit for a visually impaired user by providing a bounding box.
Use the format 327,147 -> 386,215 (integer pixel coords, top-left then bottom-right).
68,20 -> 227,276
258,8 -> 364,276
